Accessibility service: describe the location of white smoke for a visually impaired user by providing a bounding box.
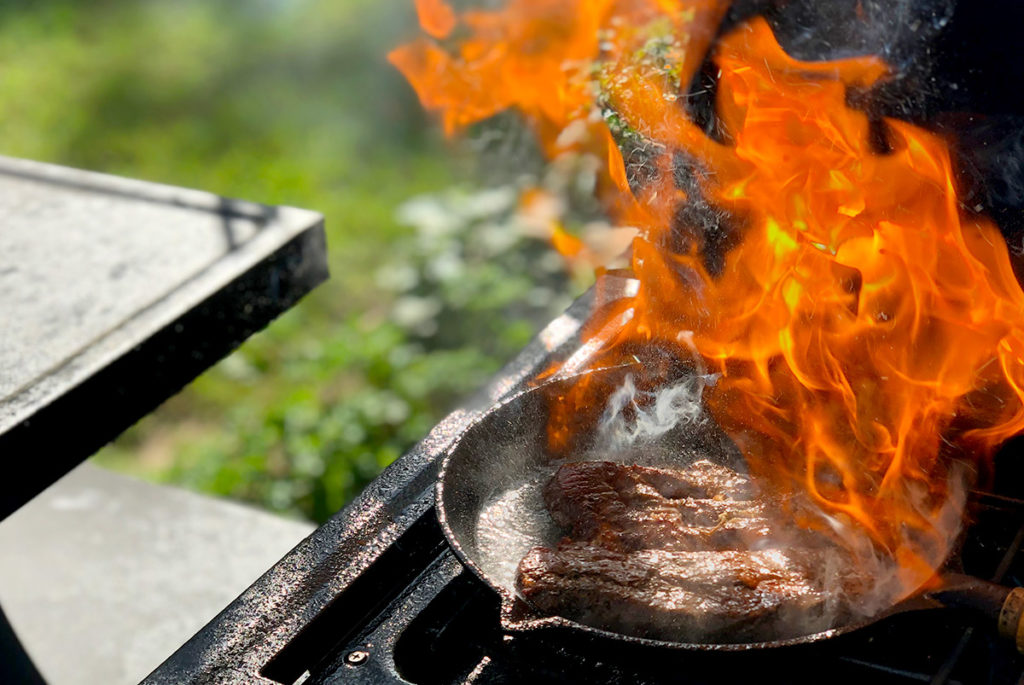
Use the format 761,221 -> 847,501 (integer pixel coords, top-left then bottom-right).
598,372 -> 712,449
597,330 -> 719,449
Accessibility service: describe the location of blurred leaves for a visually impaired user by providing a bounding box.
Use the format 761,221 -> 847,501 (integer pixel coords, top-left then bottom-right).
0,0 -> 579,521
103,185 -> 575,521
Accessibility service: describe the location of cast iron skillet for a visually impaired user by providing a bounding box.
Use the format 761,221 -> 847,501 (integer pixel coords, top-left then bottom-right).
436,367 -> 1024,652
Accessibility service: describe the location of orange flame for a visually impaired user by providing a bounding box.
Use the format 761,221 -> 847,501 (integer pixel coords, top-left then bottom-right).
392,3 -> 1024,598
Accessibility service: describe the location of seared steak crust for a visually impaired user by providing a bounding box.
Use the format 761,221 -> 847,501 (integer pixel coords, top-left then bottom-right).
517,542 -> 837,641
543,460 -> 770,551
516,460 -> 848,642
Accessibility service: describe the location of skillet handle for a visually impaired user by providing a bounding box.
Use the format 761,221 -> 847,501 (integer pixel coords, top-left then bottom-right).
929,574 -> 1022,653
997,587 -> 1024,653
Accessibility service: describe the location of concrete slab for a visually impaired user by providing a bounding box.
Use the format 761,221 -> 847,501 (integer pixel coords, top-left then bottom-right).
0,462 -> 315,685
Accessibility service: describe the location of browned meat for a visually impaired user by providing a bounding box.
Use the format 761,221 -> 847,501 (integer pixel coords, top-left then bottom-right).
543,460 -> 771,551
517,460 -> 851,642
517,541 -> 842,642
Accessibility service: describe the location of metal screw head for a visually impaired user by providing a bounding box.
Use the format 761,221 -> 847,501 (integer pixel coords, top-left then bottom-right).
345,650 -> 369,666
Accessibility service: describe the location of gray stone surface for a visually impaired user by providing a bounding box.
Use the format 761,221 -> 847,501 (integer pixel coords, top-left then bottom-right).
0,154 -> 322,436
0,155 -> 327,518
0,462 -> 315,685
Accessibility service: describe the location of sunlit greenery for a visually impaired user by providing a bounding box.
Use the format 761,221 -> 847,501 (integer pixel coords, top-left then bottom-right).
1,0 -> 577,521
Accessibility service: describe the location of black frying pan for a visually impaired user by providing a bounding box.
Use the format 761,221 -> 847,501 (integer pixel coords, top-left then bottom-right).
436,367 -> 1024,652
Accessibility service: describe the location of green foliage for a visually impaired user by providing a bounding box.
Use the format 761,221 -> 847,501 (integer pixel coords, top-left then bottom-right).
1,0 -> 579,521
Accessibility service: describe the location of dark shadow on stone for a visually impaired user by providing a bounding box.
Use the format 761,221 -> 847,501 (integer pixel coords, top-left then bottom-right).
0,604 -> 45,685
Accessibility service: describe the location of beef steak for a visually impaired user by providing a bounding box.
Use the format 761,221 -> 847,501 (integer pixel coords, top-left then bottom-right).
516,460 -> 852,642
